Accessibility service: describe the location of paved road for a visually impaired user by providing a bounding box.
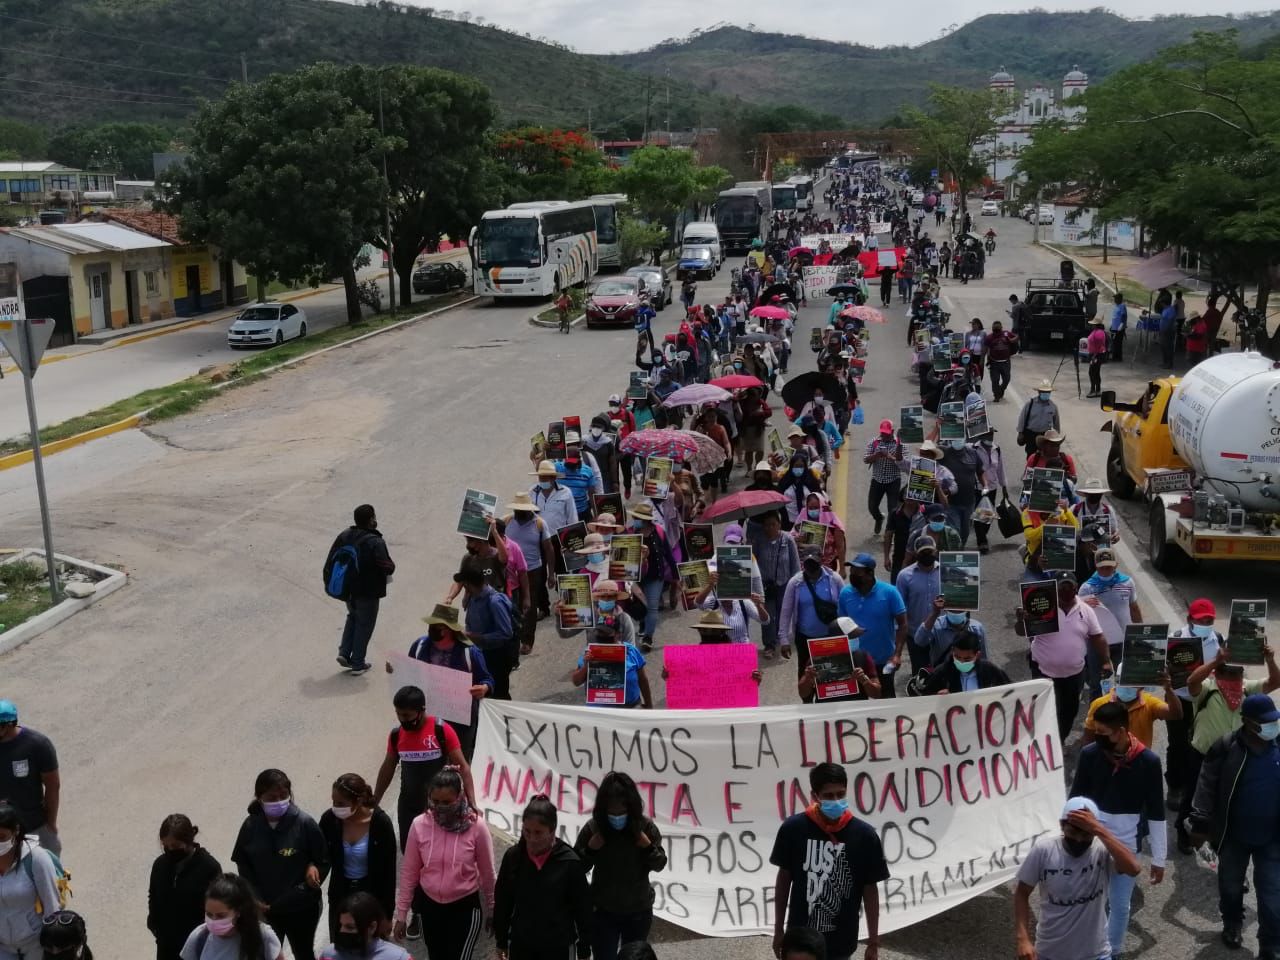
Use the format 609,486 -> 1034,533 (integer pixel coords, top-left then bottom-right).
0,257 -> 467,442
0,202 -> 1266,960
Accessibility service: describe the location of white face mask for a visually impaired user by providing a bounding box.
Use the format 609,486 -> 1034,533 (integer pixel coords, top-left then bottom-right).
331,806 -> 354,820
590,428 -> 603,439
0,839 -> 12,856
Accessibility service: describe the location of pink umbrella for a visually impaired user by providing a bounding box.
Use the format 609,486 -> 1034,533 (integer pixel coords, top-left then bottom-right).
749,305 -> 789,320
619,429 -> 699,461
662,383 -> 731,408
849,305 -> 886,324
709,373 -> 766,390
699,489 -> 789,524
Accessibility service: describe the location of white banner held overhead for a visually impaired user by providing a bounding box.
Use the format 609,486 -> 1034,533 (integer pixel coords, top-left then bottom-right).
801,266 -> 842,300
474,681 -> 1065,938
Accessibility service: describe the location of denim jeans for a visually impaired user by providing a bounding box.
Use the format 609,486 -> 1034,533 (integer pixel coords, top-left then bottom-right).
591,909 -> 652,960
641,578 -> 665,640
1108,868 -> 1138,955
1218,836 -> 1280,953
339,595 -> 380,666
762,584 -> 783,649
948,503 -> 973,547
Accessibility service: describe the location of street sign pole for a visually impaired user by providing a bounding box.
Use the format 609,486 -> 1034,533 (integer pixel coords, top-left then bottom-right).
0,265 -> 61,602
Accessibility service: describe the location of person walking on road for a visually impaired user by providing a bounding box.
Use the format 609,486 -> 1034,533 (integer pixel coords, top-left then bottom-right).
879,266 -> 894,308
323,892 -> 408,960
1016,381 -> 1060,456
746,511 -> 801,660
1085,317 -> 1108,398
837,554 -> 908,698
1007,294 -> 1029,347
148,814 -> 223,960
779,548 -> 846,668
230,769 -> 329,960
455,567 -> 517,700
1070,701 -> 1168,958
0,802 -> 65,960
393,767 -> 494,960
1188,692 -> 1280,955
325,504 -> 396,676
574,772 -> 667,960
502,494 -> 554,652
320,774 -> 397,943
864,421 -> 904,535
1159,296 -> 1179,368
0,699 -> 60,856
1109,293 -> 1129,362
1164,598 -> 1225,816
1013,797 -> 1142,960
494,796 -> 593,960
401,604 -> 493,759
180,873 -> 283,960
983,320 -> 1018,402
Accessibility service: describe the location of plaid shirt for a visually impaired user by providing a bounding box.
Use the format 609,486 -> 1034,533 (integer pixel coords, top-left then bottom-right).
864,437 -> 904,484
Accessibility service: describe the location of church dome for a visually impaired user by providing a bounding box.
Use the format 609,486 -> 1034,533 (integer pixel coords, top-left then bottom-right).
990,66 -> 1015,84
1063,64 -> 1088,83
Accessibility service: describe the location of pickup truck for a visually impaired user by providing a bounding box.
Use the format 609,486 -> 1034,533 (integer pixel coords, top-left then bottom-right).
1022,278 -> 1088,350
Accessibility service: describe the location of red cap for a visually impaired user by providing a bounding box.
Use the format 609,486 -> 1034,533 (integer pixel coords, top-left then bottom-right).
879,419 -> 895,434
1188,598 -> 1216,620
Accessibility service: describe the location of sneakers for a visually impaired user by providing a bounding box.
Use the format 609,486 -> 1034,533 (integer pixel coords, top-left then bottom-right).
336,655 -> 351,669
406,916 -> 422,940
348,662 -> 372,676
1222,925 -> 1243,950
641,637 -> 654,653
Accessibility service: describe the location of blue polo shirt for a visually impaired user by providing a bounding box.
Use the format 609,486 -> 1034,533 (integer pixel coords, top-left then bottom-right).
578,642 -> 646,708
554,461 -> 597,514
838,580 -> 906,665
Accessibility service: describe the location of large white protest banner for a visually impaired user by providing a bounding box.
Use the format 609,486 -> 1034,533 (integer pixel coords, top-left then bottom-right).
474,681 -> 1065,938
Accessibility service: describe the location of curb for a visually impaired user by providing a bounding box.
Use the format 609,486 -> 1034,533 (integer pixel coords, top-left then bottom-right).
529,313 -> 585,329
0,549 -> 128,657
0,296 -> 478,473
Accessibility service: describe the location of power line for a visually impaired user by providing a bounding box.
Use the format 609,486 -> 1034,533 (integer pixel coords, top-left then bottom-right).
3,46 -> 234,85
0,75 -> 202,103
0,82 -> 196,107
0,13 -> 246,62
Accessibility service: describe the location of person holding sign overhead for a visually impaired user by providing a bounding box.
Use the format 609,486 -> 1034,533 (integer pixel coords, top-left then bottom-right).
1164,598 -> 1225,815
770,763 -> 889,960
396,605 -> 494,759
798,617 -> 880,703
571,620 -> 653,710
1082,663 -> 1180,752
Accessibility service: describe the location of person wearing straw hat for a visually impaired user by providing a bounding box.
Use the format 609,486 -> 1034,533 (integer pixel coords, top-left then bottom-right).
1071,478 -> 1119,545
554,580 -> 640,647
396,604 -> 495,760
505,492 -> 555,639
574,532 -> 612,585
692,572 -> 768,646
529,460 -> 579,533
1024,428 -> 1078,487
571,620 -> 653,709
1016,379 -> 1060,455
661,612 -> 765,686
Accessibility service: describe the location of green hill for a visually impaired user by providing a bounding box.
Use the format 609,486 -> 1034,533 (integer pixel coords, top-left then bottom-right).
604,11 -> 1280,122
0,0 -> 720,136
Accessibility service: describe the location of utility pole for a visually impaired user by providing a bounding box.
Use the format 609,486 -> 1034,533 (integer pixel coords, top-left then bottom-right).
240,53 -> 249,83
642,75 -> 652,144
664,68 -> 670,141
378,72 -> 395,313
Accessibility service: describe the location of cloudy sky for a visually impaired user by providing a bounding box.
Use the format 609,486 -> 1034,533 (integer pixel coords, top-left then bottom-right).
404,1 -> 1272,52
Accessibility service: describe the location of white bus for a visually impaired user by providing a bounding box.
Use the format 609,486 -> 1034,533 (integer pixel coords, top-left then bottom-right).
469,200 -> 598,298
787,174 -> 815,211
589,194 -> 627,270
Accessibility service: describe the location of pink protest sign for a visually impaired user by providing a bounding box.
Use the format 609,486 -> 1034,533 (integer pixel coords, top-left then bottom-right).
663,644 -> 759,709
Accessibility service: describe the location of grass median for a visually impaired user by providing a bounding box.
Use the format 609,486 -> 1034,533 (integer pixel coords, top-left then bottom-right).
0,293 -> 469,459
0,559 -> 54,633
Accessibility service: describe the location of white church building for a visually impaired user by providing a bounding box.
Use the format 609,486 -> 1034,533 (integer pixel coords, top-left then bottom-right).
982,65 -> 1088,181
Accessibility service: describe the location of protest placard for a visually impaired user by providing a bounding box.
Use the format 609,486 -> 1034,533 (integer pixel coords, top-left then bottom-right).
1119,624 -> 1168,686
644,457 -> 673,500
715,546 -> 754,600
940,552 -> 980,610
807,637 -> 858,699
564,415 -> 582,441
683,524 -> 715,562
899,406 -> 924,444
475,681 -> 1065,938
557,574 -> 594,630
1166,635 -> 1204,690
906,458 -> 937,503
938,402 -> 964,441
585,645 -> 627,705
795,521 -> 828,552
801,265 -> 841,299
546,421 -> 567,460
1042,524 -> 1077,571
1227,599 -> 1268,665
964,400 -> 990,440
931,343 -> 952,373
768,428 -> 785,458
677,560 -> 711,612
1021,581 -> 1060,636
663,644 -> 759,709
608,533 -> 643,583
1026,468 -> 1065,513
557,522 -> 588,573
386,652 -> 474,726
457,489 -> 498,540
593,492 -> 625,523
634,405 -> 656,430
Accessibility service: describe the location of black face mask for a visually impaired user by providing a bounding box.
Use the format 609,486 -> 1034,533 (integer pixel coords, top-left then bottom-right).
163,847 -> 188,862
1062,836 -> 1092,857
402,714 -> 425,732
334,931 -> 366,952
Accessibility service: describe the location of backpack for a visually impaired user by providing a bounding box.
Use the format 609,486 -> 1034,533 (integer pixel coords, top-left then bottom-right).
23,845 -> 72,914
324,539 -> 361,600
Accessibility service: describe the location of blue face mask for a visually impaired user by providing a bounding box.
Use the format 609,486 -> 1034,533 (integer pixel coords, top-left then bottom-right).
588,553 -> 605,564
929,521 -> 945,532
631,520 -> 644,531
945,612 -> 967,626
1191,623 -> 1214,638
807,508 -> 821,519
597,600 -> 616,613
953,657 -> 976,674
1101,676 -> 1115,695
607,813 -> 629,831
538,480 -> 553,490
1093,572 -> 1118,585
1116,686 -> 1140,703
1258,720 -> 1280,742
847,636 -> 860,653
819,798 -> 848,820
1038,392 -> 1051,401
792,467 -> 804,477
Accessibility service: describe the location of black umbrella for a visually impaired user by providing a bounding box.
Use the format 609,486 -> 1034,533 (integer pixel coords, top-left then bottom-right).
827,284 -> 860,298
756,282 -> 795,306
782,371 -> 847,410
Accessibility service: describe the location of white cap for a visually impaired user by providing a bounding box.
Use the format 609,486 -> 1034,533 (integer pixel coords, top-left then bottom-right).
1061,796 -> 1099,820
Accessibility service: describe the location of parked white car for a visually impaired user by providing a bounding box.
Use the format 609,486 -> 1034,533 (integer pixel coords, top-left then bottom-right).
1037,206 -> 1056,225
227,302 -> 308,348
980,200 -> 1000,216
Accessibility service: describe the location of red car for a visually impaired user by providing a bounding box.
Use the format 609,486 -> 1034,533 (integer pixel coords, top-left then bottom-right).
585,276 -> 646,329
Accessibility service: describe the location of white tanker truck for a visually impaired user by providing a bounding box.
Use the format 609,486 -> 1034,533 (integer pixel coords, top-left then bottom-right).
1099,351 -> 1280,572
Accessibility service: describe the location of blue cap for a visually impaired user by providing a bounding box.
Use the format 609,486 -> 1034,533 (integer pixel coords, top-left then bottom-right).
1242,693 -> 1280,724
849,553 -> 876,570
0,700 -> 16,722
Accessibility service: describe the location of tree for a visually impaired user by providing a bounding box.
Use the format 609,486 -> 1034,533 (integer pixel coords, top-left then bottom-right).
168,64 -> 390,323
906,86 -> 1011,219
0,120 -> 47,161
617,213 -> 667,269
339,65 -> 498,307
47,123 -> 172,178
615,147 -> 730,234
492,126 -> 614,204
1018,31 -> 1280,355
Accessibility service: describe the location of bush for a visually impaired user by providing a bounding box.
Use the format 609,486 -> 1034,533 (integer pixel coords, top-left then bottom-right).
0,560 -> 44,588
618,215 -> 669,268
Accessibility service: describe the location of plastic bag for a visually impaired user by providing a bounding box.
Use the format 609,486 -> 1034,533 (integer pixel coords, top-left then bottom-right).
852,406 -> 865,426
972,495 -> 996,524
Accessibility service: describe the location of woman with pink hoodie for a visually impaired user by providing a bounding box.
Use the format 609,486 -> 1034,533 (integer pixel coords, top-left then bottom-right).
392,767 -> 495,960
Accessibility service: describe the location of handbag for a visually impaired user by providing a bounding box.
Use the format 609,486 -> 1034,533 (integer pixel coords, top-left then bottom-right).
996,497 -> 1024,539
803,577 -> 839,627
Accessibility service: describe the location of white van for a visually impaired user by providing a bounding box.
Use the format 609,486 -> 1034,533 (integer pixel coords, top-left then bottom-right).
681,221 -> 723,267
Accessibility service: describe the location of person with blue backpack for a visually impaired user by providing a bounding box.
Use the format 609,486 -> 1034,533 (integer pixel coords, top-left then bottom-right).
323,504 -> 396,676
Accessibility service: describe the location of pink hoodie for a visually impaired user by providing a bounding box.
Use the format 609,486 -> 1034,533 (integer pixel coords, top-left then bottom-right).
396,811 -> 496,922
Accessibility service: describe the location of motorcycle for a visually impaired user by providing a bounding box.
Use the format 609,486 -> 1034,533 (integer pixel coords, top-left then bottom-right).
984,235 -> 997,256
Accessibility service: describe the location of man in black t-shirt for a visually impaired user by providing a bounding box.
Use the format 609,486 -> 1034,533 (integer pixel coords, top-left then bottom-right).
0,700 -> 61,854
771,763 -> 889,960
